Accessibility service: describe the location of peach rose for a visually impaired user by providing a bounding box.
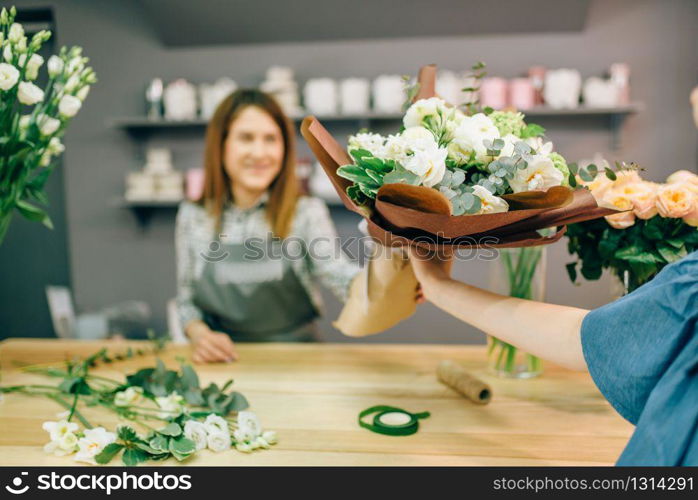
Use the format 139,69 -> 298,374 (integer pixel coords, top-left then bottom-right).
630,181 -> 659,220
586,170 -> 642,206
683,206 -> 698,227
597,184 -> 635,212
656,183 -> 695,218
666,170 -> 698,185
605,211 -> 636,229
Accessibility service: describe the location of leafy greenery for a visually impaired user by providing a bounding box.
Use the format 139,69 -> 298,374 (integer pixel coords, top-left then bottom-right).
566,216 -> 698,292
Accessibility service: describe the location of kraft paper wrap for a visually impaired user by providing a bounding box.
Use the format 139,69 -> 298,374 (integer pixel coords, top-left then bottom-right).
437,360 -> 492,405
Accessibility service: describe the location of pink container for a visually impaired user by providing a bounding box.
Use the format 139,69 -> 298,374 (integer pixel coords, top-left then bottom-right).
479,77 -> 508,110
186,168 -> 205,201
528,66 -> 546,105
509,78 -> 535,110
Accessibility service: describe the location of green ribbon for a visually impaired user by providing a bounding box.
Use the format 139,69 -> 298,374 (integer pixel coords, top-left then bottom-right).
358,405 -> 430,436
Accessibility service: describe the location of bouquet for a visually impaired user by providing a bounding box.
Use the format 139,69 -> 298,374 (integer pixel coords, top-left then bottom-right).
0,6 -> 96,244
0,344 -> 277,465
301,64 -> 616,250
566,165 -> 698,292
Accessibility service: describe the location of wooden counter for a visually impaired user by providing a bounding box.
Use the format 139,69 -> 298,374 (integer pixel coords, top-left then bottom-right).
0,339 -> 634,466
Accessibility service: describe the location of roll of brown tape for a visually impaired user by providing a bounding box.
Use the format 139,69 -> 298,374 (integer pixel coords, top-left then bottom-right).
437,360 -> 492,405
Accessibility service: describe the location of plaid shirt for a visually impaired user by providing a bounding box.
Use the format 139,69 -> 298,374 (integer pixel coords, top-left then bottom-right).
175,195 -> 360,330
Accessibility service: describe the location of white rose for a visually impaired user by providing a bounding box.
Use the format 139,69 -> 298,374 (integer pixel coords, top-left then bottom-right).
403,139 -> 448,188
261,430 -> 278,445
203,414 -> 229,434
233,428 -> 255,444
236,411 -> 262,438
509,154 -> 564,193
113,386 -> 143,407
471,185 -> 509,215
155,392 -> 185,418
8,23 -> 24,43
206,430 -> 231,452
403,97 -> 447,129
17,81 -> 44,105
183,420 -> 208,451
449,113 -> 501,163
58,94 -> 82,118
74,427 -> 116,465
47,55 -> 64,77
347,132 -> 385,158
47,137 -> 65,155
39,116 -> 60,136
3,44 -> 12,63
25,53 -> 44,81
0,62 -> 19,91
77,84 -> 90,101
401,126 -> 434,142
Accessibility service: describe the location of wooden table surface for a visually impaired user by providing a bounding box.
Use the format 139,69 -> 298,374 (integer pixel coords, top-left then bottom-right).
0,338 -> 634,466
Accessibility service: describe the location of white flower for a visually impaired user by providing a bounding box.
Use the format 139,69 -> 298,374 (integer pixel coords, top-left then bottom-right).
47,137 -> 65,156
8,23 -> 24,43
235,442 -> 253,453
0,62 -> 19,91
261,430 -> 277,445
509,154 -> 564,193
66,56 -> 84,75
233,428 -> 255,443
471,185 -> 509,215
401,126 -> 434,142
236,411 -> 262,439
39,151 -> 52,167
3,45 -> 12,63
17,81 -> 44,105
524,136 -> 553,156
25,53 -> 44,80
251,437 -> 270,450
74,427 -> 116,465
206,430 -> 231,452
77,84 -> 90,101
403,138 -> 448,188
403,97 -> 447,129
203,414 -> 228,434
58,94 -> 82,118
497,134 -> 520,158
449,113 -> 501,163
348,132 -> 385,158
47,55 -> 64,77
183,420 -> 208,451
113,386 -> 143,407
381,134 -> 408,163
42,419 -> 79,441
64,74 -> 80,93
155,392 -> 185,418
39,116 -> 60,136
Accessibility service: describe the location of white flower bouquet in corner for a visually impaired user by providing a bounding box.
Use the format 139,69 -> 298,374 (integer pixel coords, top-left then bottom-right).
0,6 -> 96,244
302,64 -> 618,249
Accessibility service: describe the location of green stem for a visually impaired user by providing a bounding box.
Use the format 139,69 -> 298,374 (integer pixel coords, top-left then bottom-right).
47,394 -> 92,429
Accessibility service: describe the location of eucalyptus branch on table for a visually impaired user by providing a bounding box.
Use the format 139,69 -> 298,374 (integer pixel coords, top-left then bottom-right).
0,344 -> 277,465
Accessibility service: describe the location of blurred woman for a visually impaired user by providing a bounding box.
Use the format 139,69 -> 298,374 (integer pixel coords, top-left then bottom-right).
176,89 -> 359,363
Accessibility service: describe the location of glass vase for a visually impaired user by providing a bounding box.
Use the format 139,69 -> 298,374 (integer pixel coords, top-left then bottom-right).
487,246 -> 546,379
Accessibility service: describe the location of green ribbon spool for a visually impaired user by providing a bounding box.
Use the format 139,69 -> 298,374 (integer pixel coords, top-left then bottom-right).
358,405 -> 430,436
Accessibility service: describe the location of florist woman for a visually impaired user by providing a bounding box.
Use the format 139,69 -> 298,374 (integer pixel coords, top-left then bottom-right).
176,89 -> 360,363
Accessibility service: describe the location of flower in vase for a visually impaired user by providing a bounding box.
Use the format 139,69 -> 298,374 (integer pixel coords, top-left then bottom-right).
605,210 -> 636,229
74,427 -> 116,464
24,53 -> 43,81
656,183 -> 695,218
0,62 -> 19,91
58,94 -> 81,118
39,116 -> 60,136
17,81 -> 44,105
8,22 -> 23,43
47,55 -> 63,77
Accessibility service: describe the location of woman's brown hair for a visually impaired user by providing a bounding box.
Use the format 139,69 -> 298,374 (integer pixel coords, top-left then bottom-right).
199,89 -> 298,238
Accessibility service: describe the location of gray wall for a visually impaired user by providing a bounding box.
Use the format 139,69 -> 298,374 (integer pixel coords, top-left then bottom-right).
10,0 -> 698,344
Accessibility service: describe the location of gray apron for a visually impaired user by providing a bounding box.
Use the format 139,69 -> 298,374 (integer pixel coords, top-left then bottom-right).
192,237 -> 319,342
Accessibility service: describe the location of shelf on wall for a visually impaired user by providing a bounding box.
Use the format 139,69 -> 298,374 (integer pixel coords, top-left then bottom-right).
113,198 -> 183,226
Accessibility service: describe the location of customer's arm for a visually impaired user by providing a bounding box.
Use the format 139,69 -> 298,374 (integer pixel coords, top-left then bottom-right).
409,247 -> 589,371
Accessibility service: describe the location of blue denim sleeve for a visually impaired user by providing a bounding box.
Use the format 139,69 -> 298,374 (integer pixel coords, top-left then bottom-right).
580,252 -> 698,426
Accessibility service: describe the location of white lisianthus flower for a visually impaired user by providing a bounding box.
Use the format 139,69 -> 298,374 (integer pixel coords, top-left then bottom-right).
16,36 -> 27,53
74,427 -> 116,465
401,126 -> 434,142
58,94 -> 82,118
496,134 -> 520,158
113,386 -> 143,407
3,44 -> 12,63
449,113 -> 501,163
44,432 -> 79,456
0,62 -> 19,91
8,23 -> 24,43
183,420 -> 208,451
251,436 -> 270,450
347,132 -> 385,158
233,428 -> 255,443
236,411 -> 262,438
509,154 -> 564,193
524,136 -> 553,156
47,137 -> 65,156
402,138 -> 448,188
76,84 -> 90,101
42,419 -> 79,441
155,392 -> 185,418
471,185 -> 509,215
261,430 -> 278,445
381,134 -> 408,164
17,81 -> 44,105
235,442 -> 253,453
203,414 -> 229,434
64,74 -> 80,93
47,55 -> 64,77
66,56 -> 84,75
39,116 -> 60,136
403,97 -> 447,129
206,430 -> 231,452
25,53 -> 44,81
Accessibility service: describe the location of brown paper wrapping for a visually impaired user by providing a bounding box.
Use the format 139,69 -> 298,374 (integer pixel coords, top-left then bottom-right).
437,360 -> 492,405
